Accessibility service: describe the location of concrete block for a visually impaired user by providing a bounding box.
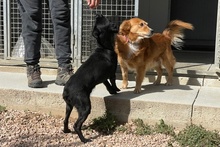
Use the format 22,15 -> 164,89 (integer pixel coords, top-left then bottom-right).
192,87 -> 220,131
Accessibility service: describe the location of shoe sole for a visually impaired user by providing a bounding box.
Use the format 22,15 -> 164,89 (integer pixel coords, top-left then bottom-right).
55,80 -> 65,86
28,82 -> 43,88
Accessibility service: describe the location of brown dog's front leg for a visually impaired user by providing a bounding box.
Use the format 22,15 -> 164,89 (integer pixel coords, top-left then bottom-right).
120,62 -> 129,89
134,66 -> 146,93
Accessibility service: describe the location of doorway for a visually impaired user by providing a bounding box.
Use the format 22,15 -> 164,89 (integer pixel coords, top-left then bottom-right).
170,0 -> 218,51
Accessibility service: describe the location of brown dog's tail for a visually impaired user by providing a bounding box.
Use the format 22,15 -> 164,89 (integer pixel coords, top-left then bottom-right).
163,20 -> 194,49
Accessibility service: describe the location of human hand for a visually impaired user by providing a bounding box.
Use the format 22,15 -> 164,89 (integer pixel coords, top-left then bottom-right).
87,0 -> 101,9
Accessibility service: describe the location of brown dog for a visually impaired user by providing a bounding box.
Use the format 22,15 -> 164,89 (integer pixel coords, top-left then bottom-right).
115,18 -> 193,93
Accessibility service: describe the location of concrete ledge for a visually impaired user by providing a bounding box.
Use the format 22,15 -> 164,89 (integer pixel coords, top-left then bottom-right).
0,84 -> 197,130
96,82 -> 199,129
0,70 -> 220,131
0,89 -> 66,116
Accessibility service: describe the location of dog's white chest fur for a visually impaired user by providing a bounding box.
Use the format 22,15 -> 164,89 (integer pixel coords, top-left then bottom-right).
128,42 -> 139,58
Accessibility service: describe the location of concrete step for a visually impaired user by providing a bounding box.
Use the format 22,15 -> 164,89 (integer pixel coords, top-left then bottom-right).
0,67 -> 220,131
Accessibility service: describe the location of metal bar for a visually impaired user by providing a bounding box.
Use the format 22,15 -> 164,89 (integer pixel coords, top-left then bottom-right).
7,0 -> 11,59
135,0 -> 139,16
70,0 -> 74,61
215,0 -> 220,67
3,0 -> 8,59
74,0 -> 82,68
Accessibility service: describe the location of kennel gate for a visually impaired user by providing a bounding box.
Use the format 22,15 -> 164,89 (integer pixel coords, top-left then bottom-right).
1,0 -> 138,68
74,0 -> 139,68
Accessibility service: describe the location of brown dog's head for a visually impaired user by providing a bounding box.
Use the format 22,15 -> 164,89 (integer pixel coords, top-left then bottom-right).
119,18 -> 154,43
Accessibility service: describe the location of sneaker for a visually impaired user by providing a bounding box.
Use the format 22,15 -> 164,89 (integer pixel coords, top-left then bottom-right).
26,64 -> 43,88
55,64 -> 73,86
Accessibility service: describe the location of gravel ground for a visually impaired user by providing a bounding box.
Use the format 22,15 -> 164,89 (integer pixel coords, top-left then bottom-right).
0,109 -> 180,147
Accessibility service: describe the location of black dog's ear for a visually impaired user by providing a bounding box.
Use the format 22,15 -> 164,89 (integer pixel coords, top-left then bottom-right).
95,13 -> 103,18
92,26 -> 99,39
109,23 -> 119,33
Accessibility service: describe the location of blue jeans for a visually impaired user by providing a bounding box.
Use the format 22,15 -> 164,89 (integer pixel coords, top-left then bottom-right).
17,0 -> 72,67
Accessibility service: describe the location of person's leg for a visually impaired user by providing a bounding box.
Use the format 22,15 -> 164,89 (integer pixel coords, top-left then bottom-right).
48,0 -> 73,85
17,0 -> 43,88
17,0 -> 42,65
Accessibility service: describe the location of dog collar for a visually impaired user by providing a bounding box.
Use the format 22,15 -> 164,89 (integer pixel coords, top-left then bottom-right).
124,35 -> 140,45
118,34 -> 141,46
118,34 -> 130,44
124,35 -> 129,43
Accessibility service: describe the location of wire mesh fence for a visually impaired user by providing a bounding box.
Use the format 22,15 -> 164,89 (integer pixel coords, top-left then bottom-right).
1,0 -> 137,66
10,0 -> 23,58
80,0 -> 137,62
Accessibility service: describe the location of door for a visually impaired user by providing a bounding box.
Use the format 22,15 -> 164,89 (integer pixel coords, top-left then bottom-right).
170,0 -> 218,51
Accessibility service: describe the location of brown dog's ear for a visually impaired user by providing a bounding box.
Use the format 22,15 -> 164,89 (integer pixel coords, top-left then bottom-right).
119,20 -> 131,35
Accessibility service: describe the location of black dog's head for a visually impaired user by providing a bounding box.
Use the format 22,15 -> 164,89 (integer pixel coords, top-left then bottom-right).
92,14 -> 118,50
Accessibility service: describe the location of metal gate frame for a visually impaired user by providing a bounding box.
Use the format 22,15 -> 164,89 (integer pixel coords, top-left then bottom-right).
73,0 -> 139,68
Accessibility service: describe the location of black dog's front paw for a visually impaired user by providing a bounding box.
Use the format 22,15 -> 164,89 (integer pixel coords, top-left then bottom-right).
106,86 -> 117,94
109,90 -> 117,94
109,87 -> 120,94
107,88 -> 117,94
115,87 -> 120,92
81,138 -> 92,143
63,128 -> 72,133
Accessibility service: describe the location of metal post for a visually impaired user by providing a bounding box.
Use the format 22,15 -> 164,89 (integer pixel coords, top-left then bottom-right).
215,0 -> 220,68
135,0 -> 139,17
7,0 -> 11,59
73,0 -> 82,68
3,0 -> 8,59
70,0 -> 74,63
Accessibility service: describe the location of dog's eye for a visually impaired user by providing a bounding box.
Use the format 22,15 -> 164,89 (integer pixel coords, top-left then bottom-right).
139,23 -> 144,27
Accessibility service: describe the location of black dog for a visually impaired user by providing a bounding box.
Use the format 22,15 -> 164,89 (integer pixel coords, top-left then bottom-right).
62,14 -> 120,143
